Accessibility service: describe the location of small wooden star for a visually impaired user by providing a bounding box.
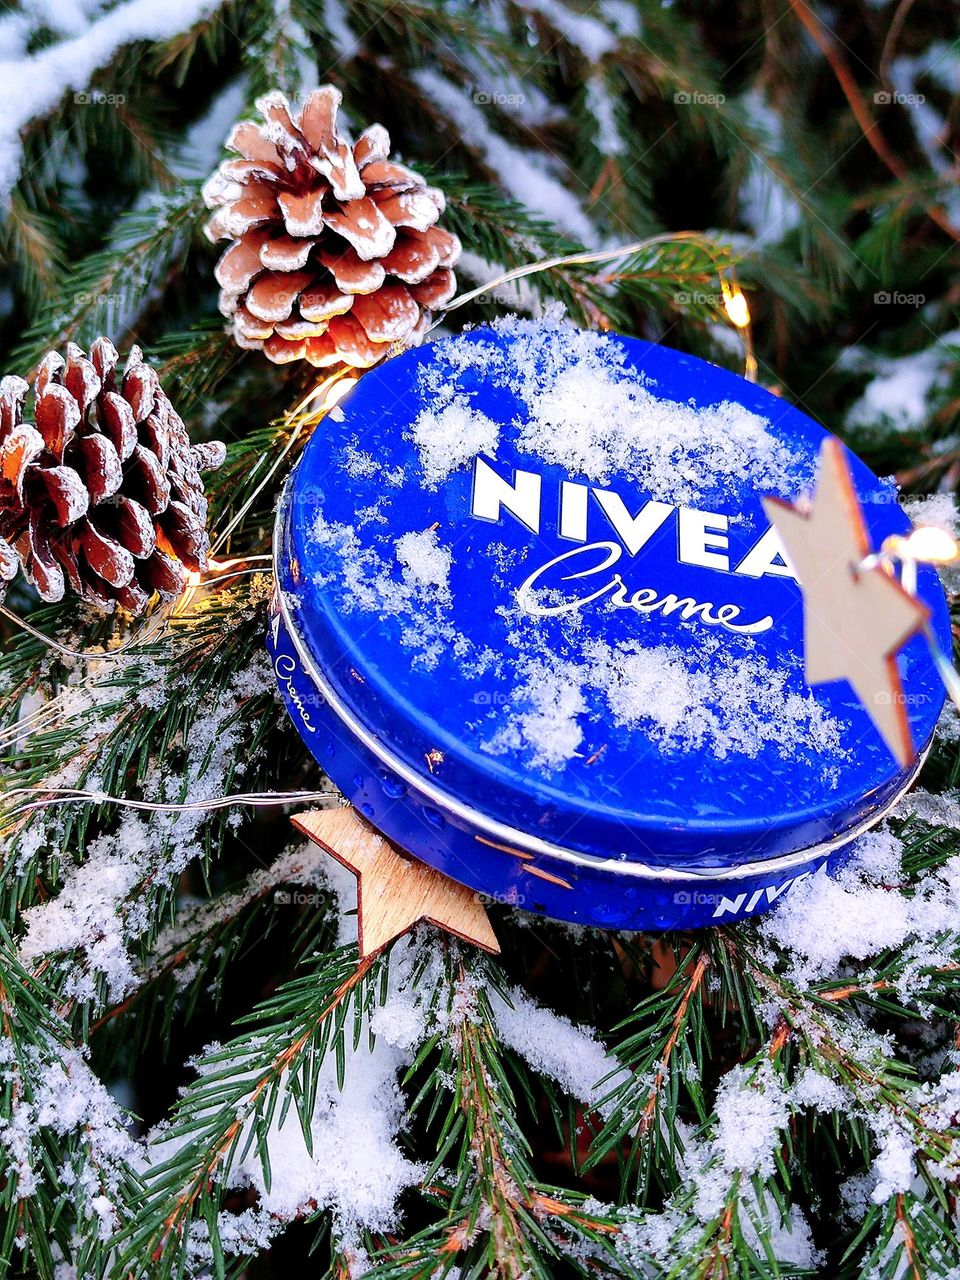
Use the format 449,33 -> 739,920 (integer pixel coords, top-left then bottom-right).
763,437 -> 930,768
291,806 -> 500,960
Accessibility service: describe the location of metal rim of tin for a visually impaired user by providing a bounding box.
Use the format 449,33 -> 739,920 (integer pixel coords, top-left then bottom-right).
273,482 -> 927,885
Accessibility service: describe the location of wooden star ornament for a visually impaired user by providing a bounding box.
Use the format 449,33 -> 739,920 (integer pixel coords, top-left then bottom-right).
291,806 -> 500,960
762,437 -> 930,768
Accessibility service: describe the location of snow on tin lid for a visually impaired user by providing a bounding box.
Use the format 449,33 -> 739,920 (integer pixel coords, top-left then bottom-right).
277,314 -> 949,870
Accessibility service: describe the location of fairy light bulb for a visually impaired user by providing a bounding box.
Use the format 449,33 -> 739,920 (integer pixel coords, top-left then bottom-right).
884,527 -> 960,565
721,280 -> 750,329
317,369 -> 358,412
720,278 -> 756,381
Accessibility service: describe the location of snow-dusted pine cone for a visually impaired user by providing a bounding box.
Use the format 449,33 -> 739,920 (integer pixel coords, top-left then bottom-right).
0,339 -> 226,615
202,87 -> 461,367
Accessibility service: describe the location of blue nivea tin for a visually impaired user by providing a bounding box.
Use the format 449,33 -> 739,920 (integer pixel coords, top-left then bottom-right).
269,317 -> 949,930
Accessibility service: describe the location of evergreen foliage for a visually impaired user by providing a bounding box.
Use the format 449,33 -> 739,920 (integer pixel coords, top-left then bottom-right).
0,0 -> 958,1275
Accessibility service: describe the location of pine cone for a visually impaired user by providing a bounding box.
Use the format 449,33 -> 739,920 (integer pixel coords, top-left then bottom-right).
202,87 -> 461,367
0,339 -> 226,616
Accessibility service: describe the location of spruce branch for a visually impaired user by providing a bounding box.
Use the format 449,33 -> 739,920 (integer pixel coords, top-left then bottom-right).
111,946 -> 379,1275
587,943 -> 711,1195
149,0 -> 237,86
0,195 -> 66,310
0,926 -> 143,1276
88,838 -> 338,1051
323,0 -> 538,77
8,184 -> 208,374
244,0 -> 316,100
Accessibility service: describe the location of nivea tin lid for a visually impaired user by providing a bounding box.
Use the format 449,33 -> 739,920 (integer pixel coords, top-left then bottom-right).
276,317 -> 948,877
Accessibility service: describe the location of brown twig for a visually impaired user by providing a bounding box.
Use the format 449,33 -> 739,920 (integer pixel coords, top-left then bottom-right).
152,956 -> 373,1259
702,1197 -> 737,1280
640,951 -> 710,1134
879,0 -> 921,91
819,963 -> 959,1003
895,1193 -> 923,1280
787,0 -> 960,243
530,1192 -> 620,1235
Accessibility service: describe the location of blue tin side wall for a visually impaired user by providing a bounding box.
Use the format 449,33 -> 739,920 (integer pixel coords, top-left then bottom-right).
268,601 -> 838,931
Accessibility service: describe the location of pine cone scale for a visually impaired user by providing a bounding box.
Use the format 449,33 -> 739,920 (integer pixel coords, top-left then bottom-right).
360,160 -> 424,192
357,123 -> 389,156
277,188 -> 326,237
82,523 -> 135,588
274,318 -> 329,341
99,393 -> 137,460
221,158 -> 285,185
321,249 -> 385,294
17,519 -> 63,601
298,283 -> 354,323
90,338 -> 118,386
259,234 -> 312,273
129,445 -> 171,514
64,347 -> 101,414
75,435 -> 123,503
228,121 -> 282,166
246,271 -> 316,322
323,199 -> 396,260
221,191 -> 278,238
411,269 -> 457,309
215,236 -> 268,292
351,287 -> 420,342
35,384 -> 79,459
143,550 -> 187,596
0,377 -> 29,432
383,235 -> 439,284
141,415 -> 170,473
235,307 -> 274,343
2,423 -> 45,498
112,496 -> 156,558
35,466 -> 88,525
0,534 -> 18,583
313,149 -> 365,203
375,191 -> 442,232
123,363 -> 157,421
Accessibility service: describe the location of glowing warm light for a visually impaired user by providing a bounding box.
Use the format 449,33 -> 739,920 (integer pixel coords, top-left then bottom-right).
886,527 -> 960,564
721,280 -> 751,330
425,748 -> 444,772
185,556 -> 253,589
317,369 -> 358,412
290,368 -> 361,421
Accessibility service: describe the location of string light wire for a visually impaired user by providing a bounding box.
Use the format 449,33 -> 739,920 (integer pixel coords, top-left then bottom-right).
858,530 -> 960,716
4,786 -> 338,824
